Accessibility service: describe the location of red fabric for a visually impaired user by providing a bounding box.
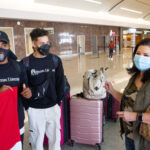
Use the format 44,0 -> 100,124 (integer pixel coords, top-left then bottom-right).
109,43 -> 114,48
0,87 -> 21,150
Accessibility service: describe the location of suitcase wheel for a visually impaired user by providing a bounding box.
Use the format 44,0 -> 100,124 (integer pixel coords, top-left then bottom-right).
70,140 -> 74,147
96,143 -> 101,150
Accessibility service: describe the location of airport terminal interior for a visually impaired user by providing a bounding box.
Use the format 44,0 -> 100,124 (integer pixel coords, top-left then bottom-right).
1,0 -> 150,150
24,49 -> 131,150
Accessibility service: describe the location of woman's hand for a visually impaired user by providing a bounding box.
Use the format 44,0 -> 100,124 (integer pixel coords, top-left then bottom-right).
104,82 -> 123,102
117,111 -> 137,122
142,113 -> 150,124
104,82 -> 114,95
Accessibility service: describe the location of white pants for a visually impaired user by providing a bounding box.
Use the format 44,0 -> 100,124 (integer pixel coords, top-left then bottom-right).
27,104 -> 61,150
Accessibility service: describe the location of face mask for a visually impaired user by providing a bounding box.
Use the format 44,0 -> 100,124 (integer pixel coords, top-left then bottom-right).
133,54 -> 150,71
0,48 -> 9,62
37,44 -> 51,56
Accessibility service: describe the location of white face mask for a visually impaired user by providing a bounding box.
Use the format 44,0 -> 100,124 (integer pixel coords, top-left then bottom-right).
134,54 -> 150,71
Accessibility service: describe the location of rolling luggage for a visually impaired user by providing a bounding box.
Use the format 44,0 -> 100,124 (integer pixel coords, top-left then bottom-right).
70,96 -> 103,150
104,93 -> 120,122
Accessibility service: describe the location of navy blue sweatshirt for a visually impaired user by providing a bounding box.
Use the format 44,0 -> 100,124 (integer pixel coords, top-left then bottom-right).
21,53 -> 64,109
0,60 -> 28,129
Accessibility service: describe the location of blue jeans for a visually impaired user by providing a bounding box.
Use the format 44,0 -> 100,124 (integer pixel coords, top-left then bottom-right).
125,135 -> 150,150
109,48 -> 113,58
125,135 -> 135,150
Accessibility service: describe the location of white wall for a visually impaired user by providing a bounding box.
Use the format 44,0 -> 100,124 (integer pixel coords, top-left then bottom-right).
0,0 -> 150,29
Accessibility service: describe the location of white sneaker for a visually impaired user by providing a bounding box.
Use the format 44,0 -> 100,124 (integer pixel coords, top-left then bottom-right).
111,58 -> 113,61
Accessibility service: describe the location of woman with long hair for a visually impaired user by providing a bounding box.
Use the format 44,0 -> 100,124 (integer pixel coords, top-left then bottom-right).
105,38 -> 150,150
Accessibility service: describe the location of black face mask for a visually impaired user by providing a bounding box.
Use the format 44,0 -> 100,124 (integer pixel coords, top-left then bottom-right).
37,44 -> 51,56
0,48 -> 9,62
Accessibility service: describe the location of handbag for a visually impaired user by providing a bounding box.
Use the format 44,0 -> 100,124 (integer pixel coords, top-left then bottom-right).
83,67 -> 108,99
139,105 -> 150,141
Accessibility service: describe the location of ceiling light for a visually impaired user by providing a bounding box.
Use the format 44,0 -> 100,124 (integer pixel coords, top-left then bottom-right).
120,7 -> 142,14
85,0 -> 102,5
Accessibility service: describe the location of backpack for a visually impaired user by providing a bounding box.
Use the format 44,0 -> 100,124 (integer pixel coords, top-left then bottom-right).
83,67 -> 108,99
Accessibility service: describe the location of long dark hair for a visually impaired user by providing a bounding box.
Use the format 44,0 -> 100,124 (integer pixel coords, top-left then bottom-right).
127,38 -> 150,83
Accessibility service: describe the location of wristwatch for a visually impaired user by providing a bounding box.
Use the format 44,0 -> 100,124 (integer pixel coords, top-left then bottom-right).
137,112 -> 143,122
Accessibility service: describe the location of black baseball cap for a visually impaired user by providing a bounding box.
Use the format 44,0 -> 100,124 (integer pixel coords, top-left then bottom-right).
0,31 -> 9,43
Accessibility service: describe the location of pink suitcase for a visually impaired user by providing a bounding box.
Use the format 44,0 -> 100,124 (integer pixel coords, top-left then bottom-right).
70,96 -> 103,150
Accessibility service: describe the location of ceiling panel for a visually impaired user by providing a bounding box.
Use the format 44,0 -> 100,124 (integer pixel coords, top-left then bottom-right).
35,0 -> 120,12
109,0 -> 150,18
35,0 -> 150,20
136,0 -> 150,6
144,14 -> 150,21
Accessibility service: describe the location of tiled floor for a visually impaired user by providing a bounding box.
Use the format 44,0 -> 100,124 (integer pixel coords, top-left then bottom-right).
23,48 -> 132,150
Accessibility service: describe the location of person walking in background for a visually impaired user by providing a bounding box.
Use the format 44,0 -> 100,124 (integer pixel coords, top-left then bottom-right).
105,38 -> 150,150
108,40 -> 114,60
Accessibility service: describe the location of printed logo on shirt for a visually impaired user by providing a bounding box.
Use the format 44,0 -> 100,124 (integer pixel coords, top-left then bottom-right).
31,69 -> 50,76
0,77 -> 20,83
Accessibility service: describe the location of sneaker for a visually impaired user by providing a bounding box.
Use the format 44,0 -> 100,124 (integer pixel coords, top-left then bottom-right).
111,58 -> 113,61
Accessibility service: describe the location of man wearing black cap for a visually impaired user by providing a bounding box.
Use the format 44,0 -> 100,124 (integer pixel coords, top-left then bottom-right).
0,31 -> 32,145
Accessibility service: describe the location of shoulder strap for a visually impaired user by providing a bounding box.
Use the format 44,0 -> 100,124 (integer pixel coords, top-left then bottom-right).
52,54 -> 59,68
23,56 -> 30,69
23,55 -> 58,69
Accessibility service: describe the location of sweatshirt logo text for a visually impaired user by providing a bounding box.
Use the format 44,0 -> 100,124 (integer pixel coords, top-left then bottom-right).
0,77 -> 20,82
31,69 -> 50,76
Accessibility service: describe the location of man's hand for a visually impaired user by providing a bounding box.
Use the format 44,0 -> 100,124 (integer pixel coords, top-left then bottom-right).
0,85 -> 13,93
21,84 -> 32,99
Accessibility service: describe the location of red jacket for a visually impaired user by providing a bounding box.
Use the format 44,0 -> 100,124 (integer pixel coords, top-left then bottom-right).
109,43 -> 114,48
